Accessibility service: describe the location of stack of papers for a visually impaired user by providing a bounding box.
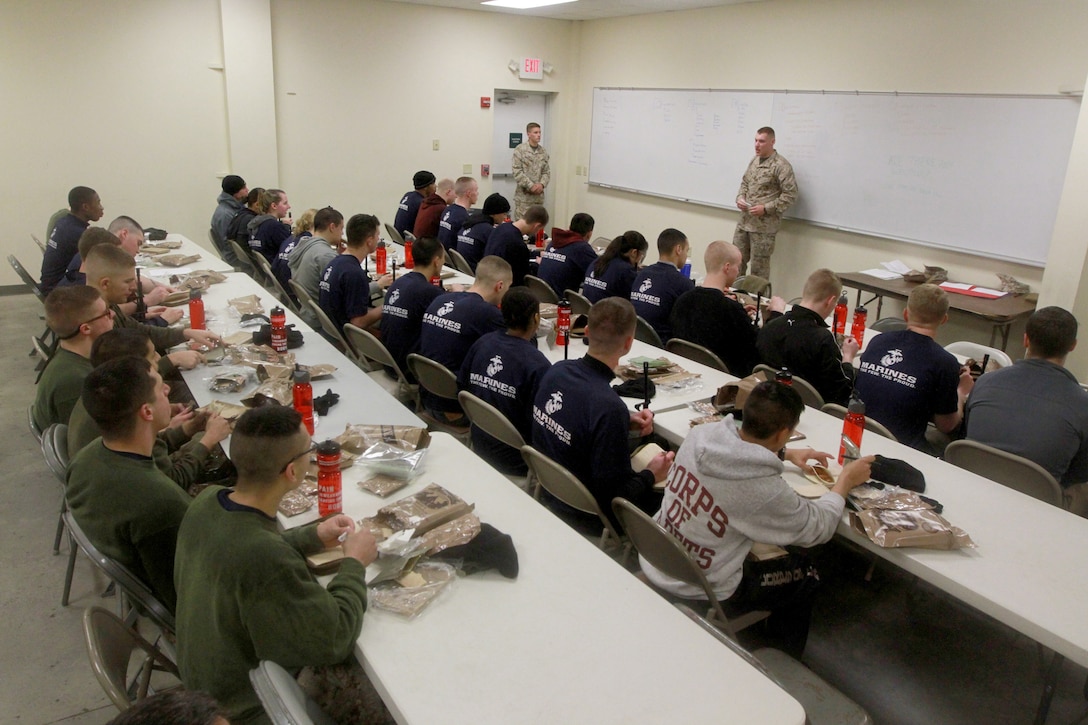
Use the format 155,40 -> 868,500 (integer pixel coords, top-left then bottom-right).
938,282 -> 1007,299
860,259 -> 911,280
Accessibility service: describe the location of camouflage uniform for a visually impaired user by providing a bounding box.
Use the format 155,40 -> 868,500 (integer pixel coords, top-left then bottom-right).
511,141 -> 550,219
733,150 -> 798,280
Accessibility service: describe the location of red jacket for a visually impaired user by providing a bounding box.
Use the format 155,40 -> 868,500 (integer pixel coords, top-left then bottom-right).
412,193 -> 447,239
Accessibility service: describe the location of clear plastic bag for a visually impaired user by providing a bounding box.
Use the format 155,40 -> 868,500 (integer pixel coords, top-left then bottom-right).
358,442 -> 428,480
369,561 -> 458,618
206,366 -> 253,393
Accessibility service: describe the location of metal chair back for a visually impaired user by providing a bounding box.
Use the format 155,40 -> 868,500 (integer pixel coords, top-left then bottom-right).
458,391 -> 526,451
445,247 -> 475,275
634,316 -> 664,348
733,275 -> 772,297
82,606 -> 179,713
305,299 -> 357,360
666,338 -> 730,374
524,274 -> 559,305
250,660 -> 336,725
869,316 -> 907,333
28,404 -> 43,443
228,239 -> 256,274
384,223 -> 406,247
8,254 -> 45,302
753,364 -> 825,408
564,289 -> 592,317
944,439 -> 1063,507
253,253 -> 298,313
343,324 -> 419,408
819,403 -> 898,442
406,353 -> 459,401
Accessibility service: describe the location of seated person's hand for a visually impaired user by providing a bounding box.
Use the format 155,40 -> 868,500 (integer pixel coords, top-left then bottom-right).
145,286 -> 170,306
185,329 -> 221,348
147,306 -> 185,324
645,450 -> 676,483
957,365 -> 975,396
181,407 -> 208,436
168,404 -> 196,430
200,413 -> 232,448
766,295 -> 787,315
167,349 -> 205,370
783,447 -> 831,474
628,409 -> 654,437
375,273 -> 394,289
833,455 -> 876,496
841,335 -> 860,362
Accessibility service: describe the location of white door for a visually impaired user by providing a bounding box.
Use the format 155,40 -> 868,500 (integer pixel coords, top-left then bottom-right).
491,90 -> 549,213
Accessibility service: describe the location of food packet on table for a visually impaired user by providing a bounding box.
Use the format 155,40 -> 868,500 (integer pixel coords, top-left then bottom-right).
198,400 -> 248,422
850,507 -> 975,550
358,442 -> 427,480
278,487 -> 316,517
206,366 -> 253,394
364,484 -> 474,538
227,294 -> 264,317
334,424 -> 429,455
358,473 -> 411,498
157,253 -> 201,268
241,377 -> 292,407
369,560 -> 458,619
142,240 -> 182,251
223,344 -> 295,370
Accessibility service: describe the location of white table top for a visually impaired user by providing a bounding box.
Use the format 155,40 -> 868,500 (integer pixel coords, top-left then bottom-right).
140,233 -> 236,277
656,397 -> 1088,670
347,433 -> 806,725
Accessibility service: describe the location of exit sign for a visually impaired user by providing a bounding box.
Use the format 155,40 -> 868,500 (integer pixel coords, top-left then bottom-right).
520,57 -> 543,80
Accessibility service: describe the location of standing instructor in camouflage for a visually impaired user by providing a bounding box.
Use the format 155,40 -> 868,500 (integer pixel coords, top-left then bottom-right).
733,126 -> 798,280
512,122 -> 550,220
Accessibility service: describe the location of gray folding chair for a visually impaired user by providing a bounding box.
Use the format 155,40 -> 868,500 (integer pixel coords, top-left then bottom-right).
304,299 -> 359,362
634,316 -> 664,348
250,660 -> 336,725
673,603 -> 873,725
820,403 -> 898,442
754,364 -> 825,408
33,334 -> 54,383
666,338 -> 730,374
445,247 -> 475,275
8,254 -> 45,303
82,606 -> 180,714
944,439 -> 1064,507
63,511 -> 176,636
384,222 -> 406,247
869,316 -> 907,333
28,404 -> 43,443
521,445 -> 627,559
611,497 -> 768,639
458,391 -> 532,491
564,288 -> 593,317
406,354 -> 471,443
41,423 -> 69,557
253,253 -> 298,314
228,239 -> 257,275
524,274 -> 559,305
343,324 -> 419,409
590,236 -> 611,254
734,275 -> 772,297
32,233 -> 47,255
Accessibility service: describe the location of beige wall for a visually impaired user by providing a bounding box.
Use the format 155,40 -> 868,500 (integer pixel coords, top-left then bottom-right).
4,0 -> 1088,373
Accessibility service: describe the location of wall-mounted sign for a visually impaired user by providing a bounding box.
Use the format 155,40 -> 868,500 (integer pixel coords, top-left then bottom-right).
509,132 -> 523,148
520,57 -> 543,80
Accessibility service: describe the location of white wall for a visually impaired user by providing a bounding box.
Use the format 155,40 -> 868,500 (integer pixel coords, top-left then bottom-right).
566,0 -> 1088,370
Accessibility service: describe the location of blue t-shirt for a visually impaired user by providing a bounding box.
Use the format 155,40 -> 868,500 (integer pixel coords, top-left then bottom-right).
531,356 -> 657,530
250,217 -> 291,264
855,329 -> 961,451
271,232 -> 310,296
629,262 -> 695,343
393,190 -> 423,239
537,240 -> 598,298
41,214 -> 88,294
419,291 -> 505,412
437,204 -> 470,251
457,220 -> 493,272
459,331 -> 550,474
483,222 -> 533,287
318,254 -> 372,333
582,257 -> 639,304
380,271 -> 444,373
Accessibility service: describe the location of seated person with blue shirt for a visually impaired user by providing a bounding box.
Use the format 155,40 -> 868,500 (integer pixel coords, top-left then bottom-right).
855,284 -> 974,453
459,288 -> 550,477
531,297 -> 674,533
394,170 -> 435,240
419,256 -> 511,424
437,177 -> 478,251
457,193 -> 510,272
41,185 -> 104,295
965,306 -> 1088,516
483,205 -> 547,287
629,228 -> 694,343
318,213 -> 384,337
381,235 -> 447,376
247,189 -> 292,264
581,230 -> 648,304
537,212 -> 597,298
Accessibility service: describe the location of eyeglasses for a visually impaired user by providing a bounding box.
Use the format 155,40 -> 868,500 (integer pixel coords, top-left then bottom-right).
58,308 -> 113,340
279,442 -> 317,473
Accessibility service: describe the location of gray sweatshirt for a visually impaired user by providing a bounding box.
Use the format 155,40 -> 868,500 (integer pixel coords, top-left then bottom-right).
641,415 -> 844,600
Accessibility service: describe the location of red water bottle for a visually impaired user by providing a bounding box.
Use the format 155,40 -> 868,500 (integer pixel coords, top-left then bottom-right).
838,392 -> 866,465
833,291 -> 848,336
292,368 -> 314,435
376,241 -> 387,275
404,239 -> 414,269
775,367 -> 793,386
535,229 -> 545,248
850,304 -> 868,345
316,440 -> 342,516
430,275 -> 441,286
188,289 -> 205,331
556,298 -> 571,347
271,306 -> 287,353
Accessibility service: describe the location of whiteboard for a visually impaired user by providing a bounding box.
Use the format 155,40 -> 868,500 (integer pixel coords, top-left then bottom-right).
588,88 -> 1080,266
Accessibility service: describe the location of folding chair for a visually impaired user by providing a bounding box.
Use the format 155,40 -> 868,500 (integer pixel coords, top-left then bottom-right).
343,324 -> 419,409
445,247 -> 475,275
458,391 -> 531,490
253,253 -> 298,314
228,239 -> 257,275
564,288 -> 592,317
32,233 -> 47,255
304,299 -> 359,361
733,275 -> 772,297
521,445 -> 627,559
524,274 -> 559,305
82,607 -> 180,713
869,316 -> 907,333
40,423 -> 69,557
28,404 -> 43,443
384,223 -> 406,247
250,660 -> 336,725
666,338 -> 730,374
8,254 -> 45,303
944,439 -> 1063,507
754,364 -> 825,408
406,354 -> 470,443
820,403 -> 898,442
634,316 -> 664,348
611,497 -> 768,638
944,341 -> 1013,369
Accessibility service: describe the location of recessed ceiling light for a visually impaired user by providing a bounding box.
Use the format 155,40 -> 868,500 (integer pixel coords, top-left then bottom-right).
482,0 -> 577,9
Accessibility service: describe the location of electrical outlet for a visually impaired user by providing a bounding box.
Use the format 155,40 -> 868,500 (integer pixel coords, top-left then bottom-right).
432,139 -> 440,151
462,164 -> 472,174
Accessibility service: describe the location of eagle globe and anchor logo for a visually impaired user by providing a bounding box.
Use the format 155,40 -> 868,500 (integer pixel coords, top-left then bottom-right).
639,277 -> 653,294
881,349 -> 904,368
437,300 -> 455,317
487,355 -> 504,377
387,289 -> 400,306
545,390 -> 563,415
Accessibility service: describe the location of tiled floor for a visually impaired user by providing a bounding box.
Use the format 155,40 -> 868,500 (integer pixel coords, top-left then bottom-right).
3,291 -> 1086,724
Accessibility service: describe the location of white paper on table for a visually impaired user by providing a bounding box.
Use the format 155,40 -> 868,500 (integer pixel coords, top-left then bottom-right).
880,259 -> 912,275
971,286 -> 1007,297
860,268 -> 901,280
146,267 -> 192,277
941,282 -> 973,291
